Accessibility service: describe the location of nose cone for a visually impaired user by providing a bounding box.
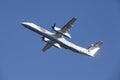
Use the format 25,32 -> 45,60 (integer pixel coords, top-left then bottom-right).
22,22 -> 26,25
22,22 -> 32,28
22,22 -> 29,26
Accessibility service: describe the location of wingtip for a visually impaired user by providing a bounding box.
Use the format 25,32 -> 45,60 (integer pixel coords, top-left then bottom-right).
73,17 -> 77,20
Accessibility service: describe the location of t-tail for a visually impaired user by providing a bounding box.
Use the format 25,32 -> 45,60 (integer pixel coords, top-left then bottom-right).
87,41 -> 103,57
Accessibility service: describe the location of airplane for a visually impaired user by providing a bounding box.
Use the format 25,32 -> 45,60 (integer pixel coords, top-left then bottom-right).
22,17 -> 103,57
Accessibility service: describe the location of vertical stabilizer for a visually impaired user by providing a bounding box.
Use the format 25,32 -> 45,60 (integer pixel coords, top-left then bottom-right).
88,41 -> 103,57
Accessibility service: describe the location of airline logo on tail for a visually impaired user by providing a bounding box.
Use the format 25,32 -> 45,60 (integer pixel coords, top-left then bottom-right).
88,41 -> 103,56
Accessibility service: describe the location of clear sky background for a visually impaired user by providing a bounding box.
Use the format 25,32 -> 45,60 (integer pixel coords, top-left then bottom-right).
0,0 -> 120,80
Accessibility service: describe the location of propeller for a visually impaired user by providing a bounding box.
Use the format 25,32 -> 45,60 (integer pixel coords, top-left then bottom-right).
52,23 -> 56,30
41,37 -> 44,42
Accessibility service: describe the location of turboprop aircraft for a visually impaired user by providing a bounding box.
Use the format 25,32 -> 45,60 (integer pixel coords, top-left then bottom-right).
22,17 -> 103,57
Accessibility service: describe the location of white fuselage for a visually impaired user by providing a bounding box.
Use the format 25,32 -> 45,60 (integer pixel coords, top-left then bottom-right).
22,22 -> 96,56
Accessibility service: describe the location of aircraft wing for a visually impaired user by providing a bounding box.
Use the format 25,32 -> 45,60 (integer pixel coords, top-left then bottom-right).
61,17 -> 77,33
42,43 -> 52,52
55,17 -> 77,38
43,18 -> 77,51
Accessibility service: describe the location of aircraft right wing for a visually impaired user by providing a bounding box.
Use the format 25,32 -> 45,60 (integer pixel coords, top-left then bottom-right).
42,42 -> 61,52
42,43 -> 52,52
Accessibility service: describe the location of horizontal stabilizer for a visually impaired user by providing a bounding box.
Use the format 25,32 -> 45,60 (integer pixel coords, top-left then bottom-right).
88,41 -> 103,57
93,41 -> 103,48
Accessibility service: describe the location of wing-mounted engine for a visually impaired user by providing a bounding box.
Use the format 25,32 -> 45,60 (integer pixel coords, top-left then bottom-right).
42,37 -> 61,48
52,25 -> 71,39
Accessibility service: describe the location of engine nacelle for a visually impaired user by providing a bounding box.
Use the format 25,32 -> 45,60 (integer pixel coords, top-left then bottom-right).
52,26 -> 61,31
52,26 -> 71,39
42,37 -> 49,42
42,37 -> 61,48
53,43 -> 61,48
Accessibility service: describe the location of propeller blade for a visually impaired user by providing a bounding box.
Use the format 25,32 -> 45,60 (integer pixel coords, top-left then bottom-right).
52,23 -> 56,30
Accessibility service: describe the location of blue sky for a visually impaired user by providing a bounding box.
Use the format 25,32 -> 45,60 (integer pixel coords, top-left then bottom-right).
0,0 -> 120,80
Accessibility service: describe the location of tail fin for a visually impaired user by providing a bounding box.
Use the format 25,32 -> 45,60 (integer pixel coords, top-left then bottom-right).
88,41 -> 103,57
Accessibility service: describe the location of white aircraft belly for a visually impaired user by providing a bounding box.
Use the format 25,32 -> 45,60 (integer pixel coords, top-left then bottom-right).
57,38 -> 89,54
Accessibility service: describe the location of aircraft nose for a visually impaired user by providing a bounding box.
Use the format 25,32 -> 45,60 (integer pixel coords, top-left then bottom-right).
22,22 -> 31,27
22,22 -> 28,26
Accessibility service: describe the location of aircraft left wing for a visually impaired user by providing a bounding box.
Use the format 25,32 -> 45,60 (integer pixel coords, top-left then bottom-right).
61,17 -> 77,33
55,17 -> 77,38
42,43 -> 52,52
